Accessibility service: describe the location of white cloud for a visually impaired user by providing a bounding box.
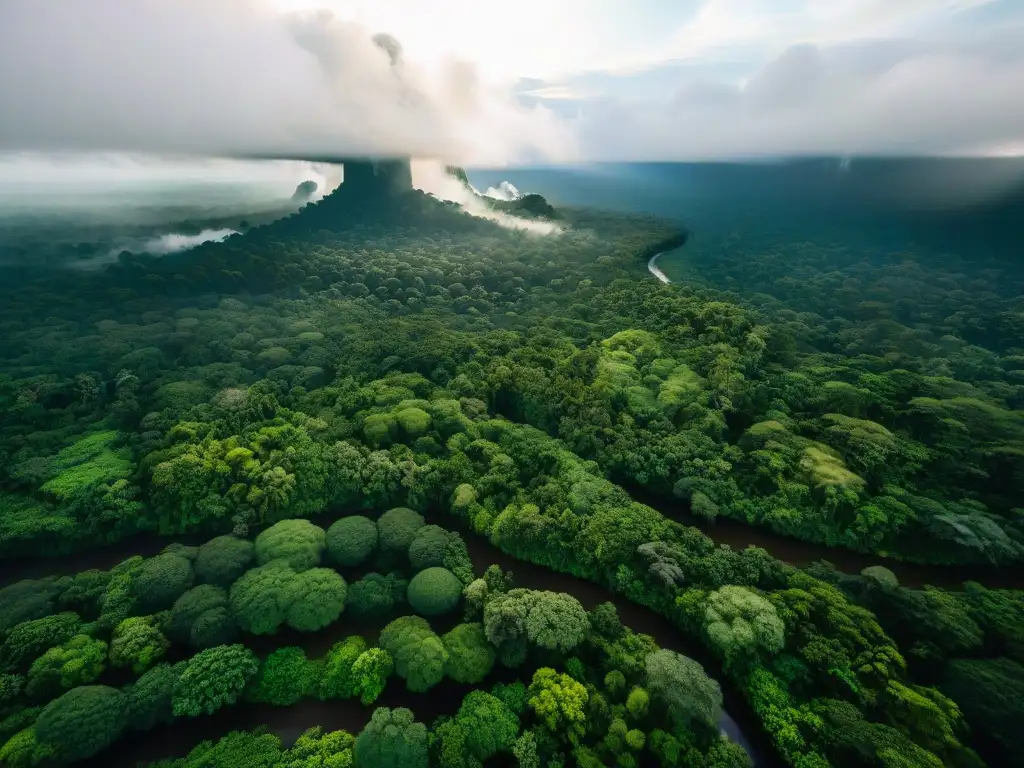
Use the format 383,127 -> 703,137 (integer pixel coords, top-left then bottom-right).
557,10 -> 1024,160
480,182 -> 523,201
136,229 -> 239,255
0,0 -> 1020,167
411,160 -> 559,234
273,0 -> 691,82
655,0 -> 1001,66
0,0 -> 576,166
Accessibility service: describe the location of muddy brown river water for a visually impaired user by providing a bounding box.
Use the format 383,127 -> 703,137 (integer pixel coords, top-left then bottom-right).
9,487 -> 1017,768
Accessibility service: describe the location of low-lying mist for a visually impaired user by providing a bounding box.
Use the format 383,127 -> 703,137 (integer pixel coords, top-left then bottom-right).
0,154 -> 341,267
466,157 -> 1024,259
411,160 -> 561,235
0,153 -> 556,270
0,154 -> 339,217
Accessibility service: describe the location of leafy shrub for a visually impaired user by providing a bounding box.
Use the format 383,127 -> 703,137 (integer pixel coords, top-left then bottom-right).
125,662 -> 181,731
253,647 -> 314,706
377,507 -> 425,558
169,584 -> 238,648
644,650 -> 722,729
442,623 -> 496,684
346,572 -> 404,619
379,616 -> 448,693
407,525 -> 473,583
109,616 -> 169,673
942,657 -> 1024,757
319,636 -> 367,700
1,612 -> 82,674
254,519 -> 326,571
0,580 -> 61,638
407,567 -> 462,617
26,634 -> 107,699
34,685 -> 126,762
229,562 -> 347,634
172,644 -> 258,717
326,515 -> 378,567
351,648 -> 393,705
194,535 -> 255,586
130,553 -> 194,613
353,707 -> 428,768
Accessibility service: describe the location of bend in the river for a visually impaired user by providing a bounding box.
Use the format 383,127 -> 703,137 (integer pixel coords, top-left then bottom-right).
4,484 -> 1021,591
439,513 -> 774,767
629,487 -> 1024,590
647,251 -> 671,283
643,247 -> 1023,590
69,509 -> 772,768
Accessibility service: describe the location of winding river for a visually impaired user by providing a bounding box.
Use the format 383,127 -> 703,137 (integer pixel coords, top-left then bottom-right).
647,251 -> 671,283
643,249 -> 1023,591
3,245 -> 1017,764
4,484 -> 1021,593
445,515 -> 772,766
628,487 -> 1024,590
14,481 -> 1018,766
25,509 -> 775,768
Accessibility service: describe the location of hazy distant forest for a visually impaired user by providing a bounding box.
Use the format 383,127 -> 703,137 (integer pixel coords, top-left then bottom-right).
0,162 -> 1022,768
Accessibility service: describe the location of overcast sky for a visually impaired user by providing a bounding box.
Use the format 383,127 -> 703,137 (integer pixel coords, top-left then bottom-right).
0,0 -> 1022,164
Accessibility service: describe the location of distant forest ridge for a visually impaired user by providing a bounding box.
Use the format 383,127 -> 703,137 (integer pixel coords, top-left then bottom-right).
466,158 -> 1024,260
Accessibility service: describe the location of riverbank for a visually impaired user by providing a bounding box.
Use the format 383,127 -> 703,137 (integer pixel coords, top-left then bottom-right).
628,487 -> 1024,590
81,661 -> 525,768
641,240 -> 1024,588
16,509 -> 772,768
6,481 -> 1022,591
437,512 -> 775,767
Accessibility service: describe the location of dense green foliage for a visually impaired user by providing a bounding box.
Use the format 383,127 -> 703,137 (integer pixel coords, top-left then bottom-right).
484,589 -> 589,663
3,187 -> 1022,568
408,525 -> 473,583
125,662 -> 181,731
229,561 -> 347,634
354,707 -> 428,768
379,616 -> 449,693
441,623 -> 495,684
703,586 -> 785,669
326,515 -> 378,567
527,667 -> 588,740
150,726 -> 355,768
172,644 -> 258,717
350,648 -> 394,706
194,535 -> 255,586
252,647 -> 315,706
406,567 -> 463,617
319,636 -> 367,700
942,657 -> 1024,757
255,519 -> 326,571
34,685 -> 126,762
346,572 -> 405,618
1,176 -> 1021,767
25,634 -> 107,699
109,616 -> 169,673
432,690 -> 519,765
644,650 -> 722,730
169,584 -> 239,648
377,508 -> 426,560
130,552 -> 195,613
1,613 -> 82,674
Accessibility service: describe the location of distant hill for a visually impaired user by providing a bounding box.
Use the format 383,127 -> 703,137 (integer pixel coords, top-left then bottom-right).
445,165 -> 560,221
291,180 -> 318,203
